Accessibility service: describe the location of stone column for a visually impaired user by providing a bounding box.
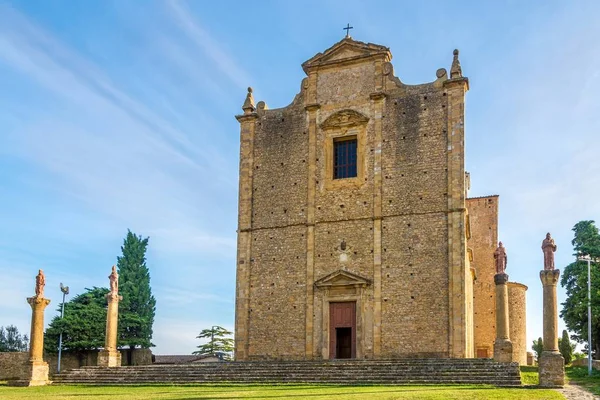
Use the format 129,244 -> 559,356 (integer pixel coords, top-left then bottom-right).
12,270 -> 51,386
98,266 -> 122,367
493,273 -> 513,362
539,269 -> 564,387
21,296 -> 52,386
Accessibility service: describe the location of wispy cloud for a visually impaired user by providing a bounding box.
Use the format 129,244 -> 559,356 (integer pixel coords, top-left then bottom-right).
0,2 -> 239,352
166,0 -> 253,90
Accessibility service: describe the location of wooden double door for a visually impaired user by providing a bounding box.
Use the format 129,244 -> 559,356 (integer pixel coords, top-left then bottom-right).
329,302 -> 356,359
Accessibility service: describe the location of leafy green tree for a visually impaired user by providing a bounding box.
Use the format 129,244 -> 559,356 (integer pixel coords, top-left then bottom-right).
44,287 -> 109,353
558,329 -> 575,365
560,220 -> 600,359
532,337 -> 544,362
118,230 -> 156,349
193,326 -> 234,359
0,325 -> 29,352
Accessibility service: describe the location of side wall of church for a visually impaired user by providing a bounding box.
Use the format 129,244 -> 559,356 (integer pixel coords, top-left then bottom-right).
467,196 -> 499,358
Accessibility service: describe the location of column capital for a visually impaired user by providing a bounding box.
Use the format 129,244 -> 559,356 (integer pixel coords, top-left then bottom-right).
27,296 -> 51,310
494,273 -> 509,285
540,269 -> 560,286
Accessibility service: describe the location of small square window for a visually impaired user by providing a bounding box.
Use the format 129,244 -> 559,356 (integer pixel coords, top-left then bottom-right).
333,137 -> 357,179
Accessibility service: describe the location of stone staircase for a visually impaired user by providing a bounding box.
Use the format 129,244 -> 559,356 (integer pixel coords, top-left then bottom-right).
53,359 -> 521,386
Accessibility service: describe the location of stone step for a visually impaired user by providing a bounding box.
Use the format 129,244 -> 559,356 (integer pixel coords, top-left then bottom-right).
53,359 -> 522,386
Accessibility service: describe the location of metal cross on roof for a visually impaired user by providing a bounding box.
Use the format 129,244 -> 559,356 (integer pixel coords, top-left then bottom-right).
343,23 -> 353,38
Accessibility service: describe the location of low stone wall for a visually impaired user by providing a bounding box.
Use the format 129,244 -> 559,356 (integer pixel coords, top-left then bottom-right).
121,348 -> 153,366
46,351 -> 97,375
1,349 -> 153,380
0,352 -> 29,380
571,358 -> 600,369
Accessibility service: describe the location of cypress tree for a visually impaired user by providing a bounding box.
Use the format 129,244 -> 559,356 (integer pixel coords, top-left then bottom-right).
117,230 -> 156,349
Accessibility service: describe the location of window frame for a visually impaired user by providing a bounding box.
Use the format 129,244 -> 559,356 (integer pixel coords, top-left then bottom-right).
333,136 -> 358,180
323,125 -> 366,190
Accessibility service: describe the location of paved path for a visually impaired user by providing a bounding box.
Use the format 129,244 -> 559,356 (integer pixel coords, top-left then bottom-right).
557,384 -> 599,399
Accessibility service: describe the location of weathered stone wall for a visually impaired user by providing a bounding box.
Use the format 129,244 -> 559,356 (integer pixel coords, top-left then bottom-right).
236,38 -> 471,360
467,196 -> 498,358
508,282 -> 528,365
0,349 -> 153,380
0,352 -> 29,380
379,83 -> 454,358
247,225 -> 307,359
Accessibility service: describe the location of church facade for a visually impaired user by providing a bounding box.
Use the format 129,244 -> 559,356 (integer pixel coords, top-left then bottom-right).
234,37 -> 527,361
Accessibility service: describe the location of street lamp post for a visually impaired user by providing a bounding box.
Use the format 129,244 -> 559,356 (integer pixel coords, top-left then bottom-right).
579,255 -> 593,376
57,283 -> 69,374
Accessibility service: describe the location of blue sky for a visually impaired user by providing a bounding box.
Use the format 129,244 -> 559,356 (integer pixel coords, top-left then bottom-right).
0,0 -> 599,355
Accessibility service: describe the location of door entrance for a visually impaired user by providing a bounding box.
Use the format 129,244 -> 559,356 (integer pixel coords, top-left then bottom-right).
336,327 -> 352,358
329,302 -> 356,359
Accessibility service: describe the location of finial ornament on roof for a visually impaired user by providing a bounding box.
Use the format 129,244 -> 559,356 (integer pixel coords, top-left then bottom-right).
450,49 -> 462,78
242,86 -> 255,114
343,23 -> 353,38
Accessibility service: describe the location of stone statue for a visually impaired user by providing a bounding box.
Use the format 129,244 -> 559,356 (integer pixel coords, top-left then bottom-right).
109,265 -> 119,295
494,242 -> 507,274
542,232 -> 557,271
35,269 -> 45,298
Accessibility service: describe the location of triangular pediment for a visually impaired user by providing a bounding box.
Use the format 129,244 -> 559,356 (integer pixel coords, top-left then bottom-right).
314,269 -> 372,288
302,38 -> 391,74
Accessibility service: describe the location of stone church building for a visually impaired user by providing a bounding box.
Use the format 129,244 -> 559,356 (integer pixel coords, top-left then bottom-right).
234,37 -> 527,362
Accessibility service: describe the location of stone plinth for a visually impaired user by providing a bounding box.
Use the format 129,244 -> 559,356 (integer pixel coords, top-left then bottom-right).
9,361 -> 50,387
98,349 -> 122,368
539,351 -> 565,387
539,269 -> 564,387
493,273 -> 513,362
98,292 -> 122,367
11,296 -> 52,386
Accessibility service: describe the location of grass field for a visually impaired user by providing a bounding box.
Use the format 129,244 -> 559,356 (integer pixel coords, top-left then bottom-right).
0,383 -> 564,400
8,366 -> 600,399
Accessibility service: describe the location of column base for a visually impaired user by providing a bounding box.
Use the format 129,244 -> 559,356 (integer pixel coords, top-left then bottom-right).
8,361 -> 51,386
493,338 -> 513,363
539,351 -> 565,387
98,349 -> 122,367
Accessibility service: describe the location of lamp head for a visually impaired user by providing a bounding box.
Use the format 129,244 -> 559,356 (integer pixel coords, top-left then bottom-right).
60,282 -> 70,295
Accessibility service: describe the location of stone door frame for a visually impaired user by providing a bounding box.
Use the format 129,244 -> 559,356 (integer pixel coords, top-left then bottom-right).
314,269 -> 371,360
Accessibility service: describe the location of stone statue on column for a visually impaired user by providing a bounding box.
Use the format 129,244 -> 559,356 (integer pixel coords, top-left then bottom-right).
12,271 -> 51,386
493,241 -> 513,362
542,233 -> 557,271
35,269 -> 45,298
539,233 -> 564,387
494,242 -> 507,274
109,265 -> 118,295
98,265 -> 123,367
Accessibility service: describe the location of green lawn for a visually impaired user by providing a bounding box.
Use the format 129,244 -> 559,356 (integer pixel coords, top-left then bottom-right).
0,384 -> 563,400
521,365 -> 600,395
520,366 -> 539,385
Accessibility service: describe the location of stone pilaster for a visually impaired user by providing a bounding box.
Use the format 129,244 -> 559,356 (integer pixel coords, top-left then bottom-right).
370,91 -> 385,357
305,102 -> 319,359
98,292 -> 122,367
444,74 -> 470,358
13,296 -> 51,386
539,269 -> 564,387
234,89 -> 258,361
493,273 -> 513,362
